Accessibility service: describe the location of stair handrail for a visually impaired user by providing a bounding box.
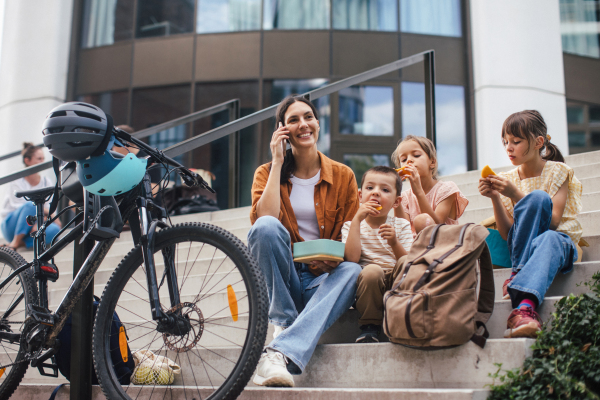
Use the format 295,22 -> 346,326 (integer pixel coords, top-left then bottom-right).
0,99 -> 240,186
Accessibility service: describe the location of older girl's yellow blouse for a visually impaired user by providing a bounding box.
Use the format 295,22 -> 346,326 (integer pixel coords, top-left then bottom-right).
498,161 -> 583,244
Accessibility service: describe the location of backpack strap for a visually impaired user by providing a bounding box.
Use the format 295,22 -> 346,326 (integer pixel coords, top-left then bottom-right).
390,224 -> 444,292
470,243 -> 495,349
475,243 -> 495,323
412,223 -> 472,292
48,383 -> 66,400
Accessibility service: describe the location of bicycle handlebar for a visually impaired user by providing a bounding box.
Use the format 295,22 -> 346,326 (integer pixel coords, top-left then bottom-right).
113,128 -> 215,193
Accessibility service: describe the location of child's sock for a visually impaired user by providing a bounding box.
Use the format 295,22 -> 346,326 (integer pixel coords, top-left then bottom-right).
517,298 -> 536,311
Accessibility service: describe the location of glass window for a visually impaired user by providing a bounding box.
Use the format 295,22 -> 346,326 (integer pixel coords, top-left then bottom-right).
400,0 -> 461,37
81,0 -> 134,48
197,0 -> 261,33
343,154 -> 390,185
567,105 -> 585,125
77,91 -> 129,126
265,79 -> 331,156
195,81 -> 260,208
590,105 -> 600,123
136,0 -> 195,38
568,130 -> 586,149
401,82 -> 467,176
263,0 -> 330,30
592,131 -> 600,147
560,0 -> 600,58
333,0 -> 397,31
339,86 -> 394,136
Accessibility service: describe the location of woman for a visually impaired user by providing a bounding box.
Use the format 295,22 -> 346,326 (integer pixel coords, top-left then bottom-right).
1,143 -> 60,250
248,95 -> 361,387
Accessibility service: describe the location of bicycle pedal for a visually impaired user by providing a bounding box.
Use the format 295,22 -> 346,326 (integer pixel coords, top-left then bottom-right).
27,304 -> 54,326
36,354 -> 59,378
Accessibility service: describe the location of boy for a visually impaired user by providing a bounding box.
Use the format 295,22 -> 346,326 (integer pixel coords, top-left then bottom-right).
341,166 -> 413,343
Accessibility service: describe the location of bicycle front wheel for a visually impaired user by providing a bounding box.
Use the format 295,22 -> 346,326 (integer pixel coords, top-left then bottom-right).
93,222 -> 268,400
0,248 -> 38,400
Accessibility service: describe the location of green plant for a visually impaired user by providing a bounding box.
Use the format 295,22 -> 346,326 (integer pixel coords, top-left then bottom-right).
488,272 -> 600,399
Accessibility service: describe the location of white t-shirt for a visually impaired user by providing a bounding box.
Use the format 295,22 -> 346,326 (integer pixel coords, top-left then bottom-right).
341,216 -> 413,269
0,176 -> 53,219
289,170 -> 321,241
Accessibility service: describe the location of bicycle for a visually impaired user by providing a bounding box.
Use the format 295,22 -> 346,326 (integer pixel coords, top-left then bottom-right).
0,127 -> 268,399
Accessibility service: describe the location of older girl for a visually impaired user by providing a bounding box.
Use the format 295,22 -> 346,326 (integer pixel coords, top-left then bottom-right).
479,110 -> 582,338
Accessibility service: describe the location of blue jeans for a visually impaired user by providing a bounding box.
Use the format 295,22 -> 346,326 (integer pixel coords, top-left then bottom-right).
506,190 -> 577,309
248,216 -> 361,374
1,202 -> 60,248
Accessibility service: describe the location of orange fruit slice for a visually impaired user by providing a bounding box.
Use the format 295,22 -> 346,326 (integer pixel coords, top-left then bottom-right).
375,206 -> 382,211
481,165 -> 496,178
395,167 -> 411,176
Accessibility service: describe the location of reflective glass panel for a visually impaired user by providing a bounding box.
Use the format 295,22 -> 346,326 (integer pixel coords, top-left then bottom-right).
197,0 -> 261,33
343,154 -> 390,185
266,79 -> 331,156
195,81 -> 260,208
560,0 -> 600,58
333,0 -> 397,31
592,131 -> 600,146
263,0 -> 330,30
567,105 -> 585,124
136,0 -> 195,38
339,86 -> 394,136
401,82 -> 467,176
590,105 -> 600,123
568,130 -> 586,149
400,0 -> 461,37
81,0 -> 134,48
77,91 -> 129,126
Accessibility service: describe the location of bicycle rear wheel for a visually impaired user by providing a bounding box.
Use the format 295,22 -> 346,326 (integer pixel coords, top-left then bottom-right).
0,248 -> 38,399
93,222 -> 268,400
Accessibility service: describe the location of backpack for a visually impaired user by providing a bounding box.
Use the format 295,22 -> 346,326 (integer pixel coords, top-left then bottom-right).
383,223 -> 495,349
55,296 -> 135,384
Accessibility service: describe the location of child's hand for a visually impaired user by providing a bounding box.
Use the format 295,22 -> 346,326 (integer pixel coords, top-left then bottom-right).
402,163 -> 423,195
488,175 -> 519,199
478,177 -> 498,198
379,224 -> 398,246
355,200 -> 380,221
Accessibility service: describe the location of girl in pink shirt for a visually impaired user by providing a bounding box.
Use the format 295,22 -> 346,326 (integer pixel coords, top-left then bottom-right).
392,135 -> 468,234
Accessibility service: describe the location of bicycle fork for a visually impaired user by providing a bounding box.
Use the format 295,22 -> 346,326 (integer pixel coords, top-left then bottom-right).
136,198 -> 185,334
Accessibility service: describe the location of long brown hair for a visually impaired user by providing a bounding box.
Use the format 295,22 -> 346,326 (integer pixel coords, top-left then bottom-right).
273,95 -> 320,184
501,110 -> 564,163
21,142 -> 42,166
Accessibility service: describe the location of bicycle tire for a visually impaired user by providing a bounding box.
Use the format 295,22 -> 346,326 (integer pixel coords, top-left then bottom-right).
93,222 -> 268,400
0,248 -> 38,400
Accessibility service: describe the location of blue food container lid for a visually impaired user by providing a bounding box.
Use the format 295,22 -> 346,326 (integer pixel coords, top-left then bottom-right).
293,239 -> 345,263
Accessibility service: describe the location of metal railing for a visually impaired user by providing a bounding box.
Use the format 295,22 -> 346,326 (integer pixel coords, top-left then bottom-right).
0,99 -> 240,186
0,50 -> 436,209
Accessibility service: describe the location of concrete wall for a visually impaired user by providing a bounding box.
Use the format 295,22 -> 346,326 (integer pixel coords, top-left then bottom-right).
470,0 -> 568,169
0,0 -> 73,183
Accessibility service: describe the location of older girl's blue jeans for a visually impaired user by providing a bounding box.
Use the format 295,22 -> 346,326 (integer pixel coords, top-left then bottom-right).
247,216 -> 361,374
1,202 -> 60,248
506,190 -> 577,309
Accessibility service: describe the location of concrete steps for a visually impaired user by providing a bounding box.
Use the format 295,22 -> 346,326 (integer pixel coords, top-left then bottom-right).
9,149 -> 600,398
13,384 -> 490,400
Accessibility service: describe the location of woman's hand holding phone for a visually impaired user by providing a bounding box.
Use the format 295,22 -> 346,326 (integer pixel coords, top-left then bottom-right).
270,122 -> 289,167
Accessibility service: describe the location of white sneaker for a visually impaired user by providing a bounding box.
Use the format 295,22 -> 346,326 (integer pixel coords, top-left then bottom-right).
252,349 -> 295,387
273,325 -> 286,339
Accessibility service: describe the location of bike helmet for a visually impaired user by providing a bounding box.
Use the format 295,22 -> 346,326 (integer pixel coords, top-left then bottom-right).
76,150 -> 148,196
42,102 -> 113,162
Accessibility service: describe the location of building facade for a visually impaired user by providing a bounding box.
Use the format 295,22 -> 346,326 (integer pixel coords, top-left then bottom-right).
1,0 -> 599,210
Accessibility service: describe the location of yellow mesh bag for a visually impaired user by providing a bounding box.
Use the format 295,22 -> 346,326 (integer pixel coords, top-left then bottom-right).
131,349 -> 181,385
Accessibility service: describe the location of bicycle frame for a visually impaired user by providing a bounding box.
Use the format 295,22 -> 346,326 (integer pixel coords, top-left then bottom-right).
0,173 -> 181,350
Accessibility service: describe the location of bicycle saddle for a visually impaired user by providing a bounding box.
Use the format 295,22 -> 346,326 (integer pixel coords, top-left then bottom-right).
15,186 -> 55,203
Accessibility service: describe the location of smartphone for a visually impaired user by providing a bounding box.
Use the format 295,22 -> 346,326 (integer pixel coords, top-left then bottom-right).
279,122 -> 287,152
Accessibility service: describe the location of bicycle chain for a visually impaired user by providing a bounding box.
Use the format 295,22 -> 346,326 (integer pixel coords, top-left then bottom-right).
79,205 -> 114,244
